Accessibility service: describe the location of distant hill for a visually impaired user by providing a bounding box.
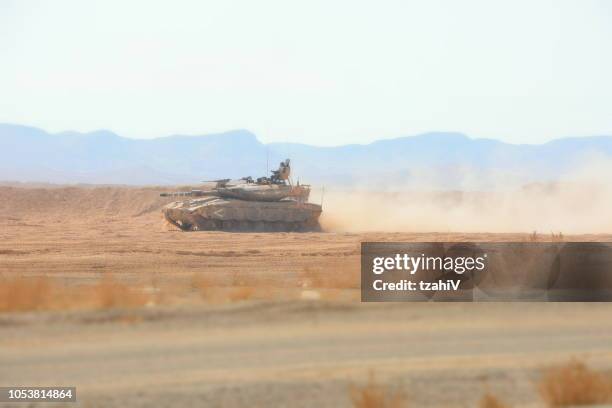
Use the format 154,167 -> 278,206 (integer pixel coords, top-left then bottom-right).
1,123 -> 611,189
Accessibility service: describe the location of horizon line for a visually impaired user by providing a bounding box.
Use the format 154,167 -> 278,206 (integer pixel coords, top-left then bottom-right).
1,122 -> 611,148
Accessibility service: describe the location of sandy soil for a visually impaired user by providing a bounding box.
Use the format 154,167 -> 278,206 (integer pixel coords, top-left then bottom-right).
1,185 -> 612,407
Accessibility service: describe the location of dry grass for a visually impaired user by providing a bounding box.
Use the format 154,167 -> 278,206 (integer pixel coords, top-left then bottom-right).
538,359 -> 612,407
550,232 -> 564,242
92,275 -> 150,309
189,268 -> 359,303
227,286 -> 256,301
299,263 -> 360,290
528,231 -> 564,242
349,374 -> 408,408
191,273 -> 228,302
479,392 -> 511,408
0,276 -> 54,312
0,275 -> 150,312
0,263 -> 358,313
190,273 -> 262,303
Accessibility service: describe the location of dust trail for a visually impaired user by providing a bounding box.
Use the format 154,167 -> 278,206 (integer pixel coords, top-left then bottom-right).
315,160 -> 612,234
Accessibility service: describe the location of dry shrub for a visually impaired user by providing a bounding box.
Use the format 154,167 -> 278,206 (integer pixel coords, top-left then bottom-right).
227,286 -> 256,302
299,263 -> 360,290
191,273 -> 225,302
479,392 -> 511,408
91,275 -> 150,309
350,374 -> 408,408
230,271 -> 251,287
191,273 -> 213,293
539,359 -> 612,407
0,275 -> 150,312
550,232 -> 564,242
528,231 -> 564,242
191,273 -> 261,303
0,276 -> 54,312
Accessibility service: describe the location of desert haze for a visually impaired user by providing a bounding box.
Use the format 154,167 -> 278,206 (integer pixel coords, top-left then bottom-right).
2,123 -> 612,189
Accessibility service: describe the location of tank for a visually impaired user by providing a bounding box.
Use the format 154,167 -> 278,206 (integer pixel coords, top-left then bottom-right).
160,159 -> 322,231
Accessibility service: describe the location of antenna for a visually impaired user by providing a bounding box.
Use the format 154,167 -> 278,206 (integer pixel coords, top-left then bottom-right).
266,147 -> 269,175
320,186 -> 325,208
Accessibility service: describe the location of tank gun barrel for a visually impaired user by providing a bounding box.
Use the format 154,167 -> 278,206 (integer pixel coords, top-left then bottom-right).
160,190 -> 212,198
202,178 -> 231,188
202,178 -> 230,183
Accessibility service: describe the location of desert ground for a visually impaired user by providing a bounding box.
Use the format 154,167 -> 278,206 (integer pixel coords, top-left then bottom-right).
1,185 -> 612,407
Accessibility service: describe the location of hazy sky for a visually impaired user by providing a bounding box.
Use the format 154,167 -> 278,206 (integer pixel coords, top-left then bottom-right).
1,0 -> 610,145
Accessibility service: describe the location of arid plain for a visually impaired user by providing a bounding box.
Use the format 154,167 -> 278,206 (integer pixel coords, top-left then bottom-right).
1,185 -> 612,407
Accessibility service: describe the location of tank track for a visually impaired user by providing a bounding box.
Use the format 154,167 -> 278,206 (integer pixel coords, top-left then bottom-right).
164,213 -> 320,232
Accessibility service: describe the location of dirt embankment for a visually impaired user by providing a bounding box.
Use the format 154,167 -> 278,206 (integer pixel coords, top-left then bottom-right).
0,185 -> 174,220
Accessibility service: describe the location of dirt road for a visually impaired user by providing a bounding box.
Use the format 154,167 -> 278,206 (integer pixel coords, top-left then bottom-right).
2,302 -> 612,407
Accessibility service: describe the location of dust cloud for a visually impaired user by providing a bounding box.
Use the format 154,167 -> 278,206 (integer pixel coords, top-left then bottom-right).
316,160 -> 612,234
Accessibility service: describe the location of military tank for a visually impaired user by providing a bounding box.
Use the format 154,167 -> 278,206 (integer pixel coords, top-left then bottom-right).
160,159 -> 322,232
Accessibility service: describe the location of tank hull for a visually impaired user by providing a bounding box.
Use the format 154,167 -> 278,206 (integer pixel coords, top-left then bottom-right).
163,197 -> 322,232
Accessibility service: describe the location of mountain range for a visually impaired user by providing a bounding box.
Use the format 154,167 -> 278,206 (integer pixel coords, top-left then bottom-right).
1,123 -> 611,189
